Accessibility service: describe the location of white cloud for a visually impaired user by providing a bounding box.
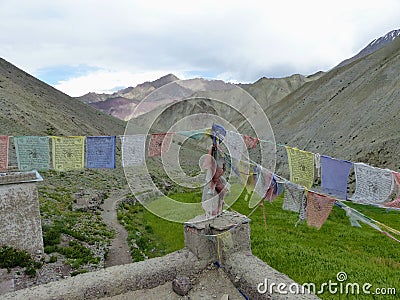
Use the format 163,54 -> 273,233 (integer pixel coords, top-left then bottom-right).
54,69 -> 187,97
0,0 -> 399,94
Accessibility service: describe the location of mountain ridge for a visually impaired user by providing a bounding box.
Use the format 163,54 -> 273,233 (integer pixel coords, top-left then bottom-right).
0,58 -> 125,136
336,28 -> 400,68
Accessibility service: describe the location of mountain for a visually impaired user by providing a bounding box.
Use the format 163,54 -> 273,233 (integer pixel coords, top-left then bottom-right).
240,72 -> 324,108
337,29 -> 400,68
76,74 -> 179,120
77,72 -> 319,121
0,58 -> 125,136
268,36 -> 400,175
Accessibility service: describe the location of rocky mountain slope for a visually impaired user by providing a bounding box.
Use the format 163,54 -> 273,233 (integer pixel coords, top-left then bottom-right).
240,72 -> 324,108
269,37 -> 400,174
77,72 -> 320,121
76,74 -> 179,120
0,58 -> 125,136
337,28 -> 400,68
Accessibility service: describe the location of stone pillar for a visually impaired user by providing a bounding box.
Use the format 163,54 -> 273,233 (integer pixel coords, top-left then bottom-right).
184,211 -> 251,262
0,171 -> 44,256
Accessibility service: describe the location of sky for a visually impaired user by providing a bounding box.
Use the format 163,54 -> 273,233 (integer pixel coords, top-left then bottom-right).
0,0 -> 399,97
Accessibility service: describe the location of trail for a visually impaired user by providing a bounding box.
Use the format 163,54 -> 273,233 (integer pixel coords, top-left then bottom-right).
101,187 -> 132,267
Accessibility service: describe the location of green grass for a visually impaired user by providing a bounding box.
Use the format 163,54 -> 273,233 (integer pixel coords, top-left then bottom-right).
120,187 -> 400,299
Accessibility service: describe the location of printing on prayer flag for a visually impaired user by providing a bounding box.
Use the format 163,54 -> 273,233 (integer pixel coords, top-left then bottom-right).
14,136 -> 50,171
121,135 -> 146,167
86,136 -> 116,169
286,146 -> 315,188
51,136 -> 85,171
350,163 -> 394,204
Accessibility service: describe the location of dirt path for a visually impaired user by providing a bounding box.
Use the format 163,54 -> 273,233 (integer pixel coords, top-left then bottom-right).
101,187 -> 133,267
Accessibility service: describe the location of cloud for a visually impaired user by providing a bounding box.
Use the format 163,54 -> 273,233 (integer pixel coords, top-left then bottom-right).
1,0 -> 399,95
53,68 -> 187,97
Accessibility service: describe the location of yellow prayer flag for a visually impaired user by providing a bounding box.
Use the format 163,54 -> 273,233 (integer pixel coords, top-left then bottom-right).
286,146 -> 315,188
51,136 -> 85,171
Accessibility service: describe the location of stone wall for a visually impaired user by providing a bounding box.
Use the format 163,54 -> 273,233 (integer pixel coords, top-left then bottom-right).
0,179 -> 44,256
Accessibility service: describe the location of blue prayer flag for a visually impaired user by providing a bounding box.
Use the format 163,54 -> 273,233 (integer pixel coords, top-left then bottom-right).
321,155 -> 353,199
86,136 -> 116,169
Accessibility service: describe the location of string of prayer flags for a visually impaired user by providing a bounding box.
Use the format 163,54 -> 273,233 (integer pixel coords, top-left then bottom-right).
225,131 -> 244,162
282,181 -> 305,213
51,136 -> 85,171
306,191 -> 336,229
286,146 -> 315,188
384,171 -> 400,208
350,163 -> 394,204
86,136 -> 116,169
321,155 -> 353,199
243,134 -> 259,149
148,133 -> 173,157
177,129 -> 208,140
0,136 -> 9,172
121,135 -> 146,167
14,136 -> 50,171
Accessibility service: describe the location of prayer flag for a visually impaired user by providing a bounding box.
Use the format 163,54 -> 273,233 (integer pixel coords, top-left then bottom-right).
0,136 -> 9,172
253,165 -> 272,200
350,163 -> 394,204
121,135 -> 146,167
148,133 -> 173,157
14,136 -> 50,171
242,134 -> 259,149
86,136 -> 116,169
321,155 -> 353,199
283,181 -> 305,213
51,136 -> 85,171
225,131 -> 244,162
384,172 -> 400,208
286,146 -> 315,188
306,191 -> 336,229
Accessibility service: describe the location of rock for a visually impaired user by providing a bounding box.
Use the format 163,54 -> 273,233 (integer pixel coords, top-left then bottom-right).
172,275 -> 192,296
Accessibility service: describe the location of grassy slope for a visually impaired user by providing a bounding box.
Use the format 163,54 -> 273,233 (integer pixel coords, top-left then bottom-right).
120,187 -> 400,300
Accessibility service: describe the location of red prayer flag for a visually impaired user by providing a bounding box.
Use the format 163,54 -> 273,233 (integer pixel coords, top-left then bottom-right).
306,191 -> 336,229
148,133 -> 173,157
384,171 -> 400,208
0,136 -> 9,171
242,134 -> 259,149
